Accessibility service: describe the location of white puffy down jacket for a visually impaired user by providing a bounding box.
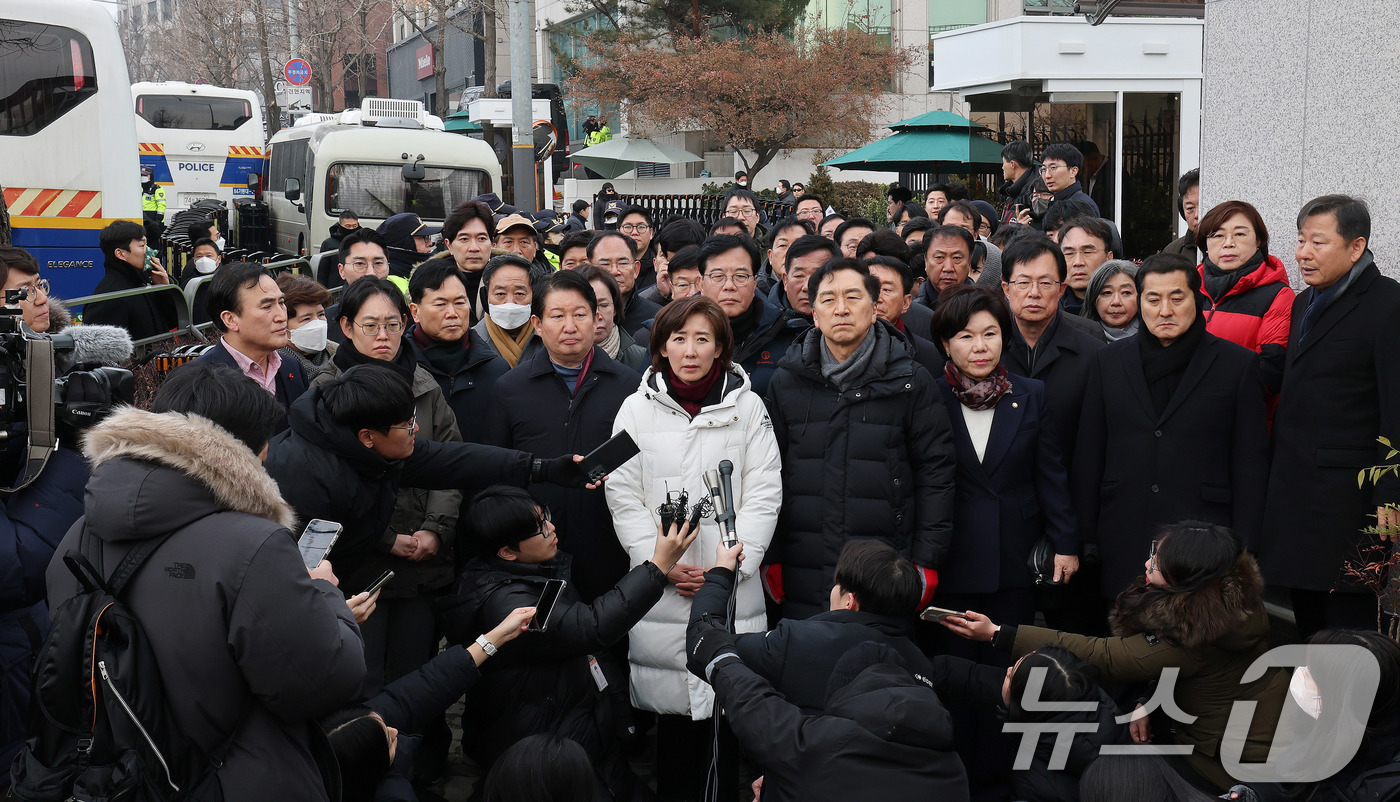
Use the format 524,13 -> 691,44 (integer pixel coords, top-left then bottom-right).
606,366 -> 782,719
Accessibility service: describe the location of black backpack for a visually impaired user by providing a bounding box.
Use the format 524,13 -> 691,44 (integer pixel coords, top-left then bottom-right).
10,528 -> 235,801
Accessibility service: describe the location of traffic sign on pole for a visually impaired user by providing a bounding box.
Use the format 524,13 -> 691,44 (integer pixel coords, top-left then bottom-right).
284,59 -> 311,86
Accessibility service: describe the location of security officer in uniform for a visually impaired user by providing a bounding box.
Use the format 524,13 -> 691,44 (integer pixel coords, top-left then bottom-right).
140,165 -> 167,244
586,116 -> 612,146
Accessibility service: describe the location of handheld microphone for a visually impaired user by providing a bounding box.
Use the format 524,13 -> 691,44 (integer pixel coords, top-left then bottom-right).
717,460 -> 737,547
703,468 -> 730,544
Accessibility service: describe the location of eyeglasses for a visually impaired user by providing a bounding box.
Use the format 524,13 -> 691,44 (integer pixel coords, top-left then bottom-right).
1007,279 -> 1061,292
346,258 -> 389,272
1039,163 -> 1068,175
533,506 -> 553,538
389,414 -> 417,432
726,207 -> 757,219
9,278 -> 49,303
1147,539 -> 1161,572
353,319 -> 404,336
619,223 -> 650,234
704,271 -> 754,287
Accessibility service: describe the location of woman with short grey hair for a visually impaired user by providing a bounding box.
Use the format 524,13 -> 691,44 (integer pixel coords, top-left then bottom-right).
1082,260 -> 1140,341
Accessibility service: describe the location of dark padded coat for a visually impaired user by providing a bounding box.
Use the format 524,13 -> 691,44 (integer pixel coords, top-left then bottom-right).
691,566 -> 933,714
443,553 -> 667,800
702,656 -> 971,802
265,384 -> 532,592
734,294 -> 806,398
481,346 -> 634,602
0,448 -> 88,770
764,322 -> 956,620
1074,332 -> 1269,596
1261,256 -> 1400,592
934,654 -> 1125,802
365,645 -> 482,802
84,255 -> 180,342
45,408 -> 364,801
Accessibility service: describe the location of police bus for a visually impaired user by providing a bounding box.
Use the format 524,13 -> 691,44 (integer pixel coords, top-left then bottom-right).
132,82 -> 265,217
0,0 -> 141,299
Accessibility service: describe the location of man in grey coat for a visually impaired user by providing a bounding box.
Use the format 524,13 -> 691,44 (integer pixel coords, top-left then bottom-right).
46,363 -> 367,800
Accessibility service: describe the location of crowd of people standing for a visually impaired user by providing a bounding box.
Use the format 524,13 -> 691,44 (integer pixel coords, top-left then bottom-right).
4,139 -> 1400,802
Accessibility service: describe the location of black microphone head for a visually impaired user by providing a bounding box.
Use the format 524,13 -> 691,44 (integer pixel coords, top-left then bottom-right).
719,459 -> 733,476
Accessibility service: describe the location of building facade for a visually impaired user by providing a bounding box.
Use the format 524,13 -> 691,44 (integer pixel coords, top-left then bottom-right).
1201,0 -> 1400,277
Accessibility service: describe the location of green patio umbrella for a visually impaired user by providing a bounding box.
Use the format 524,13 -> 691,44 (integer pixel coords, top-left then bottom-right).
824,110 -> 1002,173
568,136 -> 705,180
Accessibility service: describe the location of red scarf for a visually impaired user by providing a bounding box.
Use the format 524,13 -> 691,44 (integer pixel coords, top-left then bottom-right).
943,359 -> 1013,411
665,363 -> 723,417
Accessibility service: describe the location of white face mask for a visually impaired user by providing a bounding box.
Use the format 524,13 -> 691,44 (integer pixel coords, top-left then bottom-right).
193,256 -> 218,275
488,302 -> 531,331
288,318 -> 328,354
214,236 -> 226,251
1290,666 -> 1321,719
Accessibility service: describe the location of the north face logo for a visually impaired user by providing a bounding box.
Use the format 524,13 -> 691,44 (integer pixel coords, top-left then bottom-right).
164,562 -> 196,579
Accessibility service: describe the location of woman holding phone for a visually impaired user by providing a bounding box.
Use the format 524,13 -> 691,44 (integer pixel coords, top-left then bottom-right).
606,295 -> 783,799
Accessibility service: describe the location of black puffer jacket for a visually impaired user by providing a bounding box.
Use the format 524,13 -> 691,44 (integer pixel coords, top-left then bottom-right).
935,655 -> 1125,801
264,384 -> 532,592
705,654 -> 970,802
45,408 -> 364,801
691,566 -> 934,715
84,256 -> 180,342
442,553 -> 667,800
763,322 -> 957,620
364,645 -> 482,802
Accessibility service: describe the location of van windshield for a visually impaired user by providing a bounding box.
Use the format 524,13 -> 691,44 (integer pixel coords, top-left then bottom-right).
326,163 -> 490,220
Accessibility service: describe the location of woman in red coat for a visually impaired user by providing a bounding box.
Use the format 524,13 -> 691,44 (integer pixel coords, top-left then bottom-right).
1196,200 -> 1294,395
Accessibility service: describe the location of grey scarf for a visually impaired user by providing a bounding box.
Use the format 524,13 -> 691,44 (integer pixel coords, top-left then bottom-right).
819,323 -> 881,392
1102,320 -> 1139,342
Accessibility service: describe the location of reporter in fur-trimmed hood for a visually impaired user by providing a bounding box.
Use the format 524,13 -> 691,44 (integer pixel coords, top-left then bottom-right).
941,521 -> 1289,792
44,363 -> 367,800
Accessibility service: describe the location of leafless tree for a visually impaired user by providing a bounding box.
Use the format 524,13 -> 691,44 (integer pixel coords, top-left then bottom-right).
299,0 -> 393,113
393,0 -> 508,118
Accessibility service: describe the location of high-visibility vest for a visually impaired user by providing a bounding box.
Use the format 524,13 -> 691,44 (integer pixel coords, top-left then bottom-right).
142,186 -> 166,214
586,125 -> 612,146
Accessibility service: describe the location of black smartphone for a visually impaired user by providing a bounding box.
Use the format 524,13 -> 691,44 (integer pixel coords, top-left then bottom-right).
363,570 -> 395,596
298,519 -> 342,570
530,579 -> 567,632
580,431 -> 640,482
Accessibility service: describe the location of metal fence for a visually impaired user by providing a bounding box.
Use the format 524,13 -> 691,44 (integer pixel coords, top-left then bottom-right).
613,194 -> 797,230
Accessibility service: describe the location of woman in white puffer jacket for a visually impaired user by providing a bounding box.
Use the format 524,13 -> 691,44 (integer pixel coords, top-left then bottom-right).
606,295 -> 781,792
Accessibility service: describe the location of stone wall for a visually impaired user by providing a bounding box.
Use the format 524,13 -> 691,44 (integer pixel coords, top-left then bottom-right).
1201,0 -> 1400,281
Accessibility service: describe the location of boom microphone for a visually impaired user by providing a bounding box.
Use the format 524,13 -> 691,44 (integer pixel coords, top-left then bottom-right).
61,325 -> 134,367
717,460 -> 737,547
